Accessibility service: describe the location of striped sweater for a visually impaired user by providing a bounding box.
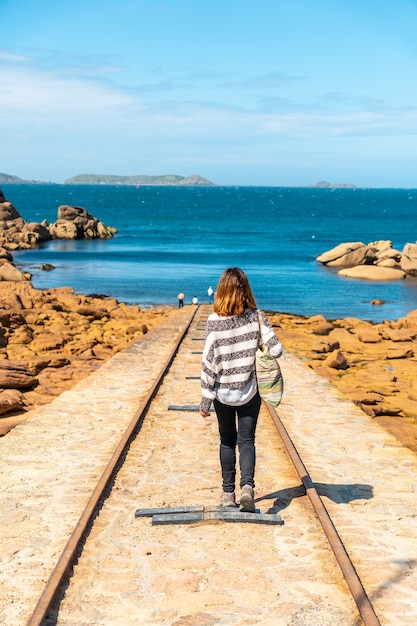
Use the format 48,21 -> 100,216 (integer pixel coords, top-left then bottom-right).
200,308 -> 282,412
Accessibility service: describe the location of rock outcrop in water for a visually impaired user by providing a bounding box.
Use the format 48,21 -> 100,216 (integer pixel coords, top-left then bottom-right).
48,205 -> 116,240
317,240 -> 417,279
0,186 -> 117,281
0,186 -> 116,253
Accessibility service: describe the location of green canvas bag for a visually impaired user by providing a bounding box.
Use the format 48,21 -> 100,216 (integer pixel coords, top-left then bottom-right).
255,311 -> 284,407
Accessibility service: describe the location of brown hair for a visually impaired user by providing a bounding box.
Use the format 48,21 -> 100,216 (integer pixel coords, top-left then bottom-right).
214,267 -> 257,317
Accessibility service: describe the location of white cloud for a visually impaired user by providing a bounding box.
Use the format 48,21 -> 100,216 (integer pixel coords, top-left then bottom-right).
0,65 -> 136,122
2,57 -> 417,150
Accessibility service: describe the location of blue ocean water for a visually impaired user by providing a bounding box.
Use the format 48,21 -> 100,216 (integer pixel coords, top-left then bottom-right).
3,183 -> 417,322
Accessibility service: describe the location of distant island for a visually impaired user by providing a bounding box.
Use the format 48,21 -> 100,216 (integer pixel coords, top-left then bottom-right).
0,172 -> 214,186
309,181 -> 356,189
63,173 -> 214,186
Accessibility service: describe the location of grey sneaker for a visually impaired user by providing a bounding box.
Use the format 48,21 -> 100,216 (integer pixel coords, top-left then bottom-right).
240,485 -> 255,512
220,491 -> 237,507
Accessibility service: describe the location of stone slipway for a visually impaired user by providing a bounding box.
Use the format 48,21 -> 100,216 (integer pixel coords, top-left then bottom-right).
0,305 -> 416,625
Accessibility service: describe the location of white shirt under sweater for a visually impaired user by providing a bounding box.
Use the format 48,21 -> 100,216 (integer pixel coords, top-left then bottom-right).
200,308 -> 282,412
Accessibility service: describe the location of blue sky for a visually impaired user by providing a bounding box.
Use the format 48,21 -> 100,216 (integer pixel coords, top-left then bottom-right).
1,0 -> 417,187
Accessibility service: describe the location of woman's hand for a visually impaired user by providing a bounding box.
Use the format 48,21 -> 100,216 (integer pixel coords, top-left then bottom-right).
200,409 -> 211,418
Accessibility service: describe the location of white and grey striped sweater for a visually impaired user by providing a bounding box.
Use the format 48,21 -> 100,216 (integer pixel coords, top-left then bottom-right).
200,308 -> 282,412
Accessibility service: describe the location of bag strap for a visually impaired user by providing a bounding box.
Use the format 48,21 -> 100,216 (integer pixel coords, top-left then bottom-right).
257,310 -> 264,348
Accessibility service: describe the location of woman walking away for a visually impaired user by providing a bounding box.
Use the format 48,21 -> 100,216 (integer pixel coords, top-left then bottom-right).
199,267 -> 282,512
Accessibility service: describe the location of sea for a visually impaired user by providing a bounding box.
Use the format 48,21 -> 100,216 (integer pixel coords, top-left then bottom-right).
2,183 -> 417,323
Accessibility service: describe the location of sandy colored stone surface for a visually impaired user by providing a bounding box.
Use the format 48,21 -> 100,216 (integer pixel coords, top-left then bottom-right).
1,306 -> 417,625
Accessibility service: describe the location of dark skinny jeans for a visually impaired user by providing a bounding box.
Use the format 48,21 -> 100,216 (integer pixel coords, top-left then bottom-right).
213,391 -> 261,493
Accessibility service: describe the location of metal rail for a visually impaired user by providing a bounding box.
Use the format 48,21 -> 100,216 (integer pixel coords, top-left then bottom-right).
266,404 -> 381,626
26,307 -> 199,626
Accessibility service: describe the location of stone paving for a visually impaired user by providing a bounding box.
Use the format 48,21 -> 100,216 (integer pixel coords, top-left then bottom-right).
0,305 -> 417,625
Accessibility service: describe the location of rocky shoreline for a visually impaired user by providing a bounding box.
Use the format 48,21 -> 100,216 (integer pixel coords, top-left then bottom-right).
0,281 -> 176,435
268,309 -> 417,455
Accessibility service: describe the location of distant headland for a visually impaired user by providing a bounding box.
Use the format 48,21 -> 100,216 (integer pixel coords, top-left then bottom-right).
0,172 -> 215,186
0,173 -> 45,184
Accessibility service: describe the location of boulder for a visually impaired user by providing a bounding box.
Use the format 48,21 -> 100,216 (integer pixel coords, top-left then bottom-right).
361,401 -> 403,418
378,327 -> 417,342
311,321 -> 335,335
374,244 -> 402,263
48,220 -> 78,239
347,390 -> 384,406
21,222 -> 51,245
0,247 -> 13,261
404,310 -> 417,327
338,265 -> 406,281
312,338 -> 340,353
400,242 -> 417,276
357,329 -> 382,343
58,205 -> 92,222
376,258 -> 398,268
0,261 -> 31,282
0,389 -> 26,416
0,282 -> 42,309
0,202 -> 20,221
97,221 -> 116,238
324,350 -> 348,370
74,306 -> 109,319
7,325 -> 33,344
316,242 -> 367,266
0,359 -> 38,388
30,332 -> 66,353
24,356 -> 52,375
367,240 -> 394,254
387,348 -> 414,359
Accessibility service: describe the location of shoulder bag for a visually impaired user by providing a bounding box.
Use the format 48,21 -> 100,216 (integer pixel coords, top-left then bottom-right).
255,310 -> 284,407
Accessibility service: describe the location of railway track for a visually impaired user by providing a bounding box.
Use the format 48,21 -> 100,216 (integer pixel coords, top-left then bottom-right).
23,307 -> 380,626
6,304 -> 414,625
